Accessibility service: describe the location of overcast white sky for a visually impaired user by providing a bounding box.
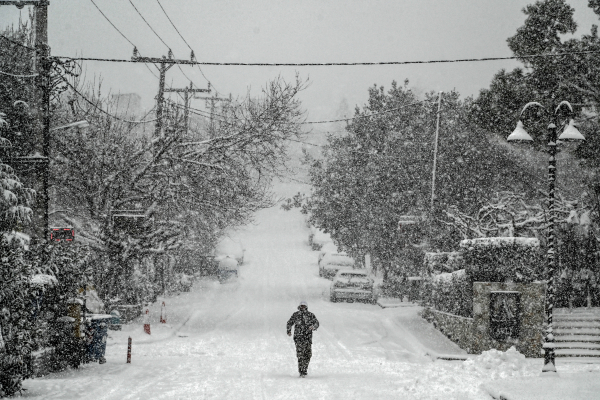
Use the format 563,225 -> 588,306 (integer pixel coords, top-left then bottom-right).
1,0 -> 599,124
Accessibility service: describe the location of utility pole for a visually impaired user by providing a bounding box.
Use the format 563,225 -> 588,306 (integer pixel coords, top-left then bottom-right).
194,95 -> 231,138
164,81 -> 210,135
36,0 -> 51,242
430,91 -> 442,215
132,50 -> 205,142
0,1 -> 50,242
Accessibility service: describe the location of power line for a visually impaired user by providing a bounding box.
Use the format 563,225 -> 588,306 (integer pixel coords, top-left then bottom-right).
63,77 -> 158,124
56,49 -> 600,66
155,0 -> 191,50
169,100 -> 228,120
302,100 -> 429,124
126,0 -> 208,95
127,0 -> 170,49
0,70 -> 38,78
88,0 -> 159,80
176,97 -> 431,125
154,0 -> 216,92
89,0 -> 135,47
0,34 -> 35,51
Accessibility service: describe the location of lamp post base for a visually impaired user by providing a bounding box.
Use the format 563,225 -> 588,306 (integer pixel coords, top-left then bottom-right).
542,350 -> 557,373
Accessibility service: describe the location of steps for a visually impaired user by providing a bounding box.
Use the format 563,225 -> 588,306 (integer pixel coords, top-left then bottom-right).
551,311 -> 600,358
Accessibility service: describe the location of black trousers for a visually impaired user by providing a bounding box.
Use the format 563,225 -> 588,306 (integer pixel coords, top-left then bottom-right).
295,340 -> 312,374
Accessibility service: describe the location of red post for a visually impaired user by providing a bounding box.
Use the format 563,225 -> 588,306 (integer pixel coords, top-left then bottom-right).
126,337 -> 132,363
143,309 -> 151,335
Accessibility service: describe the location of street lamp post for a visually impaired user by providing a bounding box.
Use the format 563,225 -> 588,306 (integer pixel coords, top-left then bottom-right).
507,101 -> 585,373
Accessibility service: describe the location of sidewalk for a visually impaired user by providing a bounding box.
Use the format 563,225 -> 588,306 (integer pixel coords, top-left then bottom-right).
381,303 -> 472,361
483,370 -> 600,400
377,296 -> 420,308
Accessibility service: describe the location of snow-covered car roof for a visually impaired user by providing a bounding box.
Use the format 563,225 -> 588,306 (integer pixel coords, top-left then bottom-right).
216,237 -> 245,259
312,229 -> 332,245
217,255 -> 239,269
335,268 -> 369,277
319,242 -> 338,254
321,252 -> 354,267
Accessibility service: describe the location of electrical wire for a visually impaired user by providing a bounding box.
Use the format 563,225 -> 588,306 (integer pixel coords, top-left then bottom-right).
0,34 -> 35,51
89,0 -> 135,47
155,0 -> 216,92
126,0 -> 210,97
0,70 -> 38,78
127,0 -> 170,49
303,100 -> 429,124
175,96 -> 431,126
63,77 -> 158,124
57,49 -> 600,66
88,0 -> 159,80
169,100 -> 228,120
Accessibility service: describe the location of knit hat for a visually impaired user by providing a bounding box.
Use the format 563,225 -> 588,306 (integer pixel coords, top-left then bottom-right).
299,301 -> 308,307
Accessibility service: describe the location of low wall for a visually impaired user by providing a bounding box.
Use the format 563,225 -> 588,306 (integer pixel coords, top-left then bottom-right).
31,347 -> 55,377
421,308 -> 475,352
421,282 -> 545,358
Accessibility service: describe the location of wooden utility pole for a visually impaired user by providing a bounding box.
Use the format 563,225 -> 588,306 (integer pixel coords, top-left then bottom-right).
194,95 -> 231,138
164,81 -> 210,135
430,91 -> 442,214
36,0 -> 51,241
0,1 -> 51,241
132,50 -> 210,142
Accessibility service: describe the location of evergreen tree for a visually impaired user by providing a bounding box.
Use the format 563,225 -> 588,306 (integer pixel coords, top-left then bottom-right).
0,239 -> 34,397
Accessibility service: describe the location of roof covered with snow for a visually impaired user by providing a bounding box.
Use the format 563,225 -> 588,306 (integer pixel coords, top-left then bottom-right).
460,237 -> 540,249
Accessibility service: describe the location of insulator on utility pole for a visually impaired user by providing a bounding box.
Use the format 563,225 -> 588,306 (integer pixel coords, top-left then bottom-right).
131,52 -> 211,142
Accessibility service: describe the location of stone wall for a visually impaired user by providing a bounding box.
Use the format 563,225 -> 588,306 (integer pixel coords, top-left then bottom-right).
421,308 -> 475,352
30,347 -> 55,377
421,282 -> 545,358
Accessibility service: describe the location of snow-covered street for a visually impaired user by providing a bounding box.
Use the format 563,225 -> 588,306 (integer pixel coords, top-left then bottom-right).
20,182 -> 600,399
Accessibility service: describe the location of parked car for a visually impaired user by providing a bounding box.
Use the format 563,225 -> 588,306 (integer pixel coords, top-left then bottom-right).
177,273 -> 193,292
309,226 -> 332,250
318,242 -> 339,264
216,238 -> 246,265
319,252 -> 355,279
217,255 -> 239,283
330,269 -> 377,304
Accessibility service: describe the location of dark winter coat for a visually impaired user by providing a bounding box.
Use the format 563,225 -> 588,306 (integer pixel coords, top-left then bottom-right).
287,309 -> 319,343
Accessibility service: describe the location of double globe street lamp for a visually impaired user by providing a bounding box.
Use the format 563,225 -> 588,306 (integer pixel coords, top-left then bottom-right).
507,101 -> 586,373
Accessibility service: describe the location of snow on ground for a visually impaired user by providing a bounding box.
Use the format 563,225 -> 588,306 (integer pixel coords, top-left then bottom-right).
21,180 -> 600,399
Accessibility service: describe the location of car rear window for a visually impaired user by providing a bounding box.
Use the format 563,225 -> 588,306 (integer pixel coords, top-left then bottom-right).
339,273 -> 369,280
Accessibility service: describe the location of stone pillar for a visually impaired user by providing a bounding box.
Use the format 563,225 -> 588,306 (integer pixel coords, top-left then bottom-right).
472,282 -> 545,357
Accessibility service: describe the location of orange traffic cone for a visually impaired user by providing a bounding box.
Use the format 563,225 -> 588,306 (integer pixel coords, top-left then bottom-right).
143,309 -> 151,335
160,301 -> 166,324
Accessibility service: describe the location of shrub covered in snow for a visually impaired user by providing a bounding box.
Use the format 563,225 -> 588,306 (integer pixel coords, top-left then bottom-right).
0,238 -> 35,397
423,238 -> 542,317
26,242 -> 92,372
555,224 -> 600,308
0,101 -> 36,395
460,237 -> 543,283
424,251 -> 462,274
423,269 -> 473,317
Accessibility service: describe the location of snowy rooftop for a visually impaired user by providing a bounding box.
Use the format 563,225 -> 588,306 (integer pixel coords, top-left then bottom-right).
460,237 -> 540,248
30,274 -> 58,286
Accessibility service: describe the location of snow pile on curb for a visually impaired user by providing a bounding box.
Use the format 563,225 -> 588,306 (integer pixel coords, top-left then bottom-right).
462,346 -> 528,379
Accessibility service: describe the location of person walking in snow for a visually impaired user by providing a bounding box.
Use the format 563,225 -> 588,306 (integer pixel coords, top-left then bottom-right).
287,301 -> 319,378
